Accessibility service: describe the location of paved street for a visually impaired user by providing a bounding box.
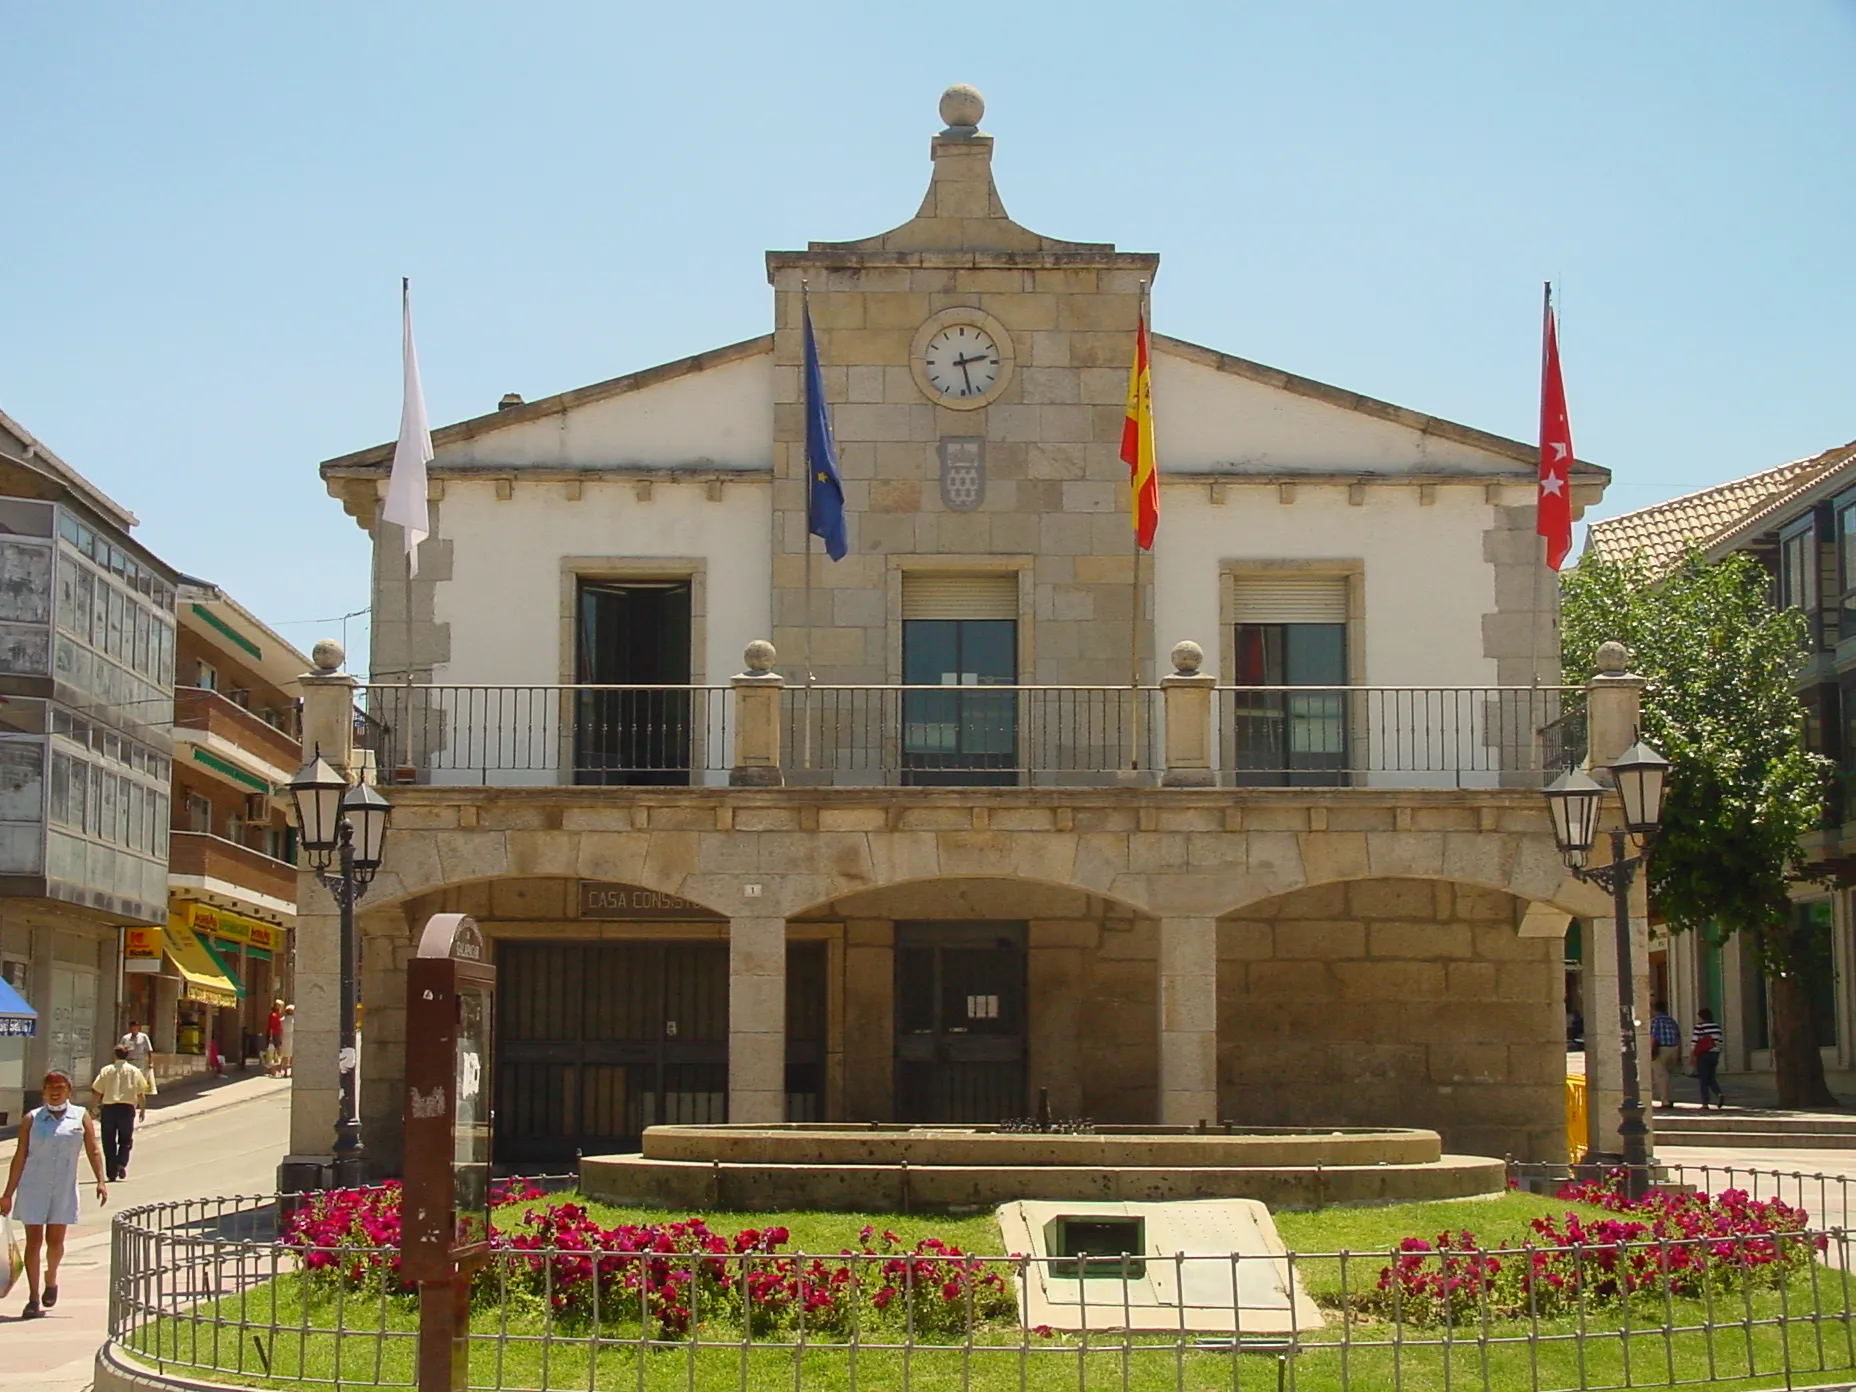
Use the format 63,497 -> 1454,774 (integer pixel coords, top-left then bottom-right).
0,1075 -> 289,1392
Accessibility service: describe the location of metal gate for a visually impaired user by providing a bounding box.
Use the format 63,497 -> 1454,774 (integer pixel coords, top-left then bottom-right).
495,941 -> 727,1166
894,923 -> 1027,1123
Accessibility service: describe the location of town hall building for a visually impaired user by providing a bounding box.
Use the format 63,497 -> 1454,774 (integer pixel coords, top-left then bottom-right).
302,86 -> 1622,1176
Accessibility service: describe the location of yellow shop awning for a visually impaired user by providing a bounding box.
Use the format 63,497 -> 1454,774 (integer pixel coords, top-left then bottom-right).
163,919 -> 239,1009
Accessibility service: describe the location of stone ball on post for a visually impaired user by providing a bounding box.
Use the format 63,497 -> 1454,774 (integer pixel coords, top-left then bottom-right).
1170,640 -> 1205,676
742,639 -> 778,675
1594,640 -> 1631,676
939,83 -> 985,133
311,638 -> 346,675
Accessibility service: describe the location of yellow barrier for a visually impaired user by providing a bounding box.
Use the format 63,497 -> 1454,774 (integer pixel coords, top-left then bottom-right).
1565,1073 -> 1588,1160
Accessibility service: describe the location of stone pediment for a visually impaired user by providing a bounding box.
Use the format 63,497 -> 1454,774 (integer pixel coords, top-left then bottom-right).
769,85 -> 1152,274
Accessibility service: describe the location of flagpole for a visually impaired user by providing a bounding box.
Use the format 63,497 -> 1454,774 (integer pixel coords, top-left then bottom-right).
402,277 -> 416,696
1531,281 -> 1551,693
801,284 -> 816,774
1129,282 -> 1150,771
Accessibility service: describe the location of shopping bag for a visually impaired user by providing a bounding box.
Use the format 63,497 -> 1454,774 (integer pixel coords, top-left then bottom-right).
0,1214 -> 23,1300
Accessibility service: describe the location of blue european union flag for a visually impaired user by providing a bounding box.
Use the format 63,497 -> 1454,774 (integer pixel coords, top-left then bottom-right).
803,301 -> 848,561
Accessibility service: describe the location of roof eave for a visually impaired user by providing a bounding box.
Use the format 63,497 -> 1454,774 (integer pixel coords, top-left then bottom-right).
1152,333 -> 1609,482
319,334 -> 774,477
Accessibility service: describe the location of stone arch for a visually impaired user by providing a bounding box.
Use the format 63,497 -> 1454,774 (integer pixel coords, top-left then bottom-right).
1215,876 -> 1568,1161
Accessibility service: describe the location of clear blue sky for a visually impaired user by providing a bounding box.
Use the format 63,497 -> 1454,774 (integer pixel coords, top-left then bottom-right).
3,2 -> 1852,665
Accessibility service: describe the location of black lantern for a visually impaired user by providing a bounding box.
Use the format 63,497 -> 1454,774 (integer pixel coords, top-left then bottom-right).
1609,739 -> 1669,836
1543,768 -> 1604,858
288,753 -> 349,870
341,781 -> 392,881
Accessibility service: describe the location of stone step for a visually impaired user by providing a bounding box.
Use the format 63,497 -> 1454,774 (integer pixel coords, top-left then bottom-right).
1658,1128 -> 1856,1149
1657,1112 -> 1856,1137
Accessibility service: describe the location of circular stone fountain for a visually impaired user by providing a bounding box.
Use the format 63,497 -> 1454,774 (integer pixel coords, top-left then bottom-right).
579,1123 -> 1506,1212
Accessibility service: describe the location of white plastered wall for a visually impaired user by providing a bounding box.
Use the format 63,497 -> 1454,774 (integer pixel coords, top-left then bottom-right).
1152,349 -> 1515,474
432,478 -> 773,690
1153,481 -> 1500,688
443,351 -> 774,470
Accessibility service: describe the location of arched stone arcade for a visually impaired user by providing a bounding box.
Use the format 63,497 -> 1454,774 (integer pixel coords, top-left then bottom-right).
300,785 -> 1602,1171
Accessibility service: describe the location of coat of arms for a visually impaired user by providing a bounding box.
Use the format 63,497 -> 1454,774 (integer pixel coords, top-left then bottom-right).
939,438 -> 985,511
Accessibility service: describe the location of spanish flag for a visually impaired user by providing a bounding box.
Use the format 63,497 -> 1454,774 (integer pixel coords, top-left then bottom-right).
1121,309 -> 1159,549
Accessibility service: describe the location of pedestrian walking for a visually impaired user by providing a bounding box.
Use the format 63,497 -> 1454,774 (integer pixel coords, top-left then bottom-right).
1693,1006 -> 1726,1109
119,1019 -> 156,1119
0,1071 -> 108,1318
1649,1001 -> 1681,1108
91,1047 -> 152,1181
279,1003 -> 295,1078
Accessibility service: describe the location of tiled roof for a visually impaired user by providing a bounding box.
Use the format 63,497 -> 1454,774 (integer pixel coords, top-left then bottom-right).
1584,445 -> 1856,572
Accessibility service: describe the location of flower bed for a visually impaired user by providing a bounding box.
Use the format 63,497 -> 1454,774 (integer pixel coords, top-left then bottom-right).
1358,1176 -> 1824,1325
282,1183 -> 1016,1338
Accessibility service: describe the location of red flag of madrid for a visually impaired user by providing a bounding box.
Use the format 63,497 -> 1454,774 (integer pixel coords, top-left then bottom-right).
1537,294 -> 1575,571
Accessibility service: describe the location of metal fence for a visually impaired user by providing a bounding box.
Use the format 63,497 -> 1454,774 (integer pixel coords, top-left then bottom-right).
106,1162 -> 1856,1392
358,683 -> 1582,790
1219,685 -> 1582,789
783,684 -> 1159,785
360,684 -> 732,785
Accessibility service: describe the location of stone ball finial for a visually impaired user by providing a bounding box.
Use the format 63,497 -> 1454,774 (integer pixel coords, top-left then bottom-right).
1170,640 -> 1204,675
743,639 -> 777,674
939,83 -> 985,133
310,638 -> 345,675
1594,640 -> 1631,676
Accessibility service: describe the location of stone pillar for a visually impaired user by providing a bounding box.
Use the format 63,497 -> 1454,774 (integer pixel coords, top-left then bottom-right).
1581,640 -> 1652,1159
1028,921 -> 1089,1117
730,641 -> 785,788
1159,641 -> 1217,789
729,916 -> 787,1123
288,640 -> 359,1163
1157,916 -> 1218,1125
841,920 -> 894,1121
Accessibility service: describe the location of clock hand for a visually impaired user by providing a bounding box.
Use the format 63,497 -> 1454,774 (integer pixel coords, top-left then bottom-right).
957,357 -> 975,394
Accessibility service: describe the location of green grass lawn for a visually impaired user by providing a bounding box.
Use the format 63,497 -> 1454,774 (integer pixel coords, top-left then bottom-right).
117,1191 -> 1856,1392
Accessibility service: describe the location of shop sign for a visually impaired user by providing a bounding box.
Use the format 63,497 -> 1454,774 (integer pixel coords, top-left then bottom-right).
185,903 -> 283,953
577,882 -> 724,921
123,925 -> 162,973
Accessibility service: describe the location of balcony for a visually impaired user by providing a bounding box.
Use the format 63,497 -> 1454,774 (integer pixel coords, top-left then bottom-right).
360,683 -> 1581,791
173,686 -> 303,790
167,830 -> 296,916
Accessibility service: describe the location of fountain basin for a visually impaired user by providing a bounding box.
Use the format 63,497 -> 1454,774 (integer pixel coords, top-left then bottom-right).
580,1123 -> 1506,1212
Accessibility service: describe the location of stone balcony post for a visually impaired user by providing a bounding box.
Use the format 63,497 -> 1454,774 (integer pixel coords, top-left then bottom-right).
298,638 -> 359,774
1160,640 -> 1217,788
730,640 -> 785,788
1585,640 -> 1644,770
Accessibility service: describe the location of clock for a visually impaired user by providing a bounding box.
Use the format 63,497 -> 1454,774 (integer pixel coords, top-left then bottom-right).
909,307 -> 1015,411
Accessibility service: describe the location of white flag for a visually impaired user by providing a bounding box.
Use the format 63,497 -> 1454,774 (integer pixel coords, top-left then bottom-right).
380,278 -> 433,576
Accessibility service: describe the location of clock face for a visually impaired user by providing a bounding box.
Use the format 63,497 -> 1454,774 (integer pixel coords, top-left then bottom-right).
922,324 -> 1002,402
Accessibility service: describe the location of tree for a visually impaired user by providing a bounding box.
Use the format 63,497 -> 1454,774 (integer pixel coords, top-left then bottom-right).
1560,550 -> 1836,1107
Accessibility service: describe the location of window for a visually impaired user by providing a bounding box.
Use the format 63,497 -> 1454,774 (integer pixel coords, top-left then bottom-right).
1782,523 -> 1818,617
1229,573 -> 1351,787
196,660 -> 218,692
899,573 -> 1019,787
186,793 -> 212,836
1840,505 -> 1856,620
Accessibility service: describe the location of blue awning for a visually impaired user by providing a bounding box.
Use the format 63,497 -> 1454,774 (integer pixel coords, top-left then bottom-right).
0,978 -> 35,1037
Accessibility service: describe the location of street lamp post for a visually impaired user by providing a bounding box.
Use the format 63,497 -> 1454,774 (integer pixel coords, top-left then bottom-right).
1543,739 -> 1669,1200
288,752 -> 391,1189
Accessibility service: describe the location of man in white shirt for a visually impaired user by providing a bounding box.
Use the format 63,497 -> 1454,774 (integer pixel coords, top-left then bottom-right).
91,1047 -> 152,1181
119,1021 -> 155,1118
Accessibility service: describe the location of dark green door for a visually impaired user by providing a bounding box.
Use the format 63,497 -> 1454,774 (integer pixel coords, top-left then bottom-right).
574,580 -> 692,785
902,618 -> 1016,786
894,923 -> 1027,1122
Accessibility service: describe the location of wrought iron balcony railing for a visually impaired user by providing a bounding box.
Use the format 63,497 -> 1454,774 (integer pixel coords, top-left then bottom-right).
358,683 -> 1580,791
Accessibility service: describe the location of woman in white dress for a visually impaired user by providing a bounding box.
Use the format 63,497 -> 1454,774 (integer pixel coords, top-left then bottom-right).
0,1071 -> 108,1318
